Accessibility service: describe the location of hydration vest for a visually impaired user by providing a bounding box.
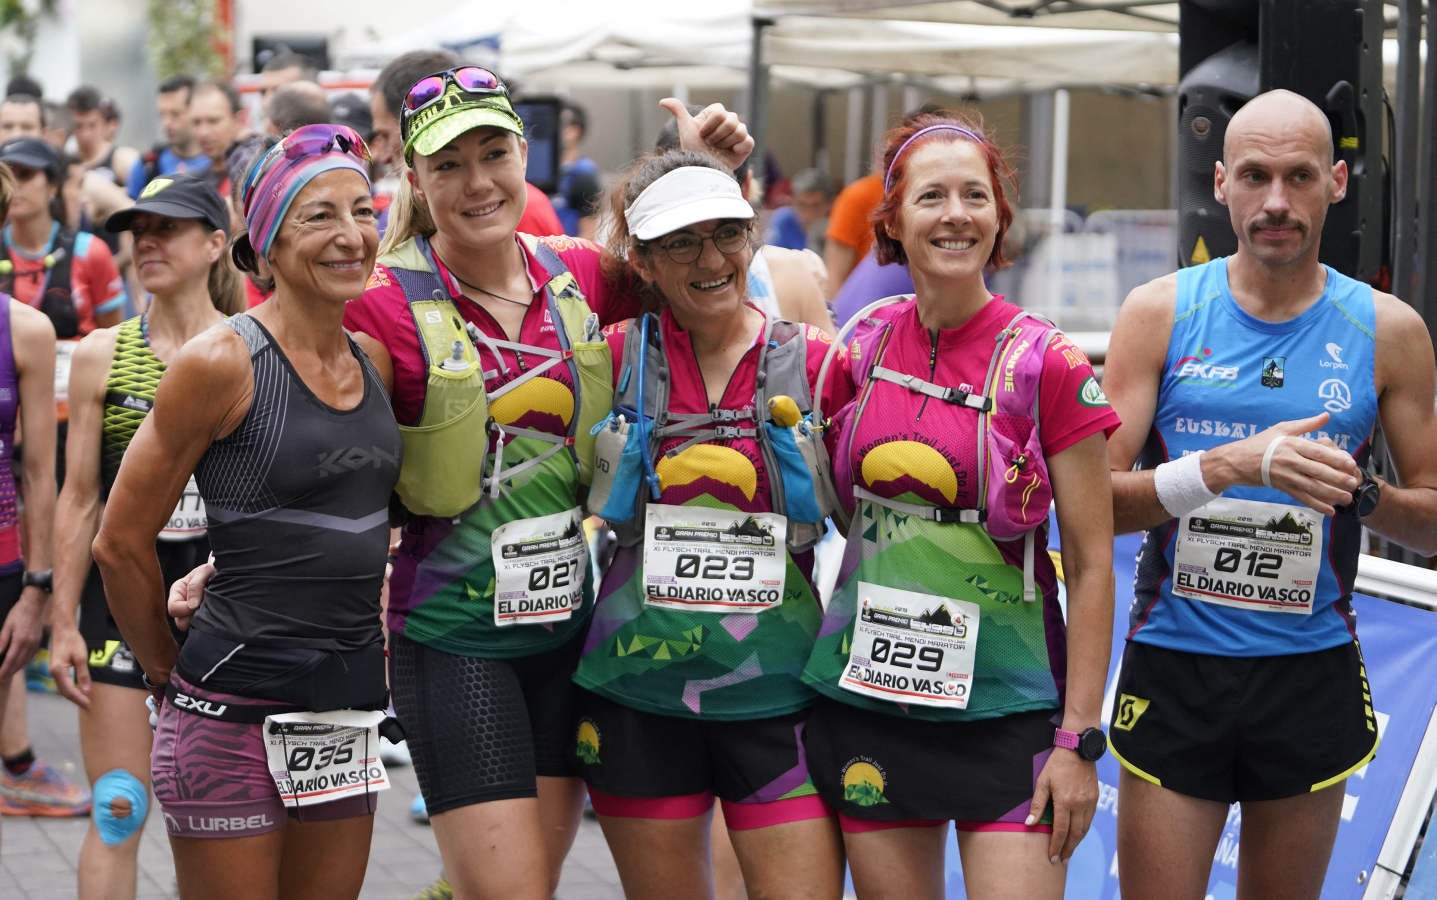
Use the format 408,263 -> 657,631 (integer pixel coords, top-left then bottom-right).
382,234 -> 612,518
825,296 -> 1058,600
587,312 -> 831,552
0,224 -> 82,338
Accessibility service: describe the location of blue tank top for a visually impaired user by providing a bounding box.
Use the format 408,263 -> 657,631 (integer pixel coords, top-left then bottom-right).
1130,258 -> 1378,656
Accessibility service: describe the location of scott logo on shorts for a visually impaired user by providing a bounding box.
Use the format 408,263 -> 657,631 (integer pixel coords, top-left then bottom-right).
1113,694 -> 1149,732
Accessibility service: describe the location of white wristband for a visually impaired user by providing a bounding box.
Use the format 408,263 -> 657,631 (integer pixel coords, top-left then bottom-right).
1260,436 -> 1285,489
1153,451 -> 1218,518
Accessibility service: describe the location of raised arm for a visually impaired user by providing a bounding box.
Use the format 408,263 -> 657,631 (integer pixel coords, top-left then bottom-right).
91,325 -> 251,694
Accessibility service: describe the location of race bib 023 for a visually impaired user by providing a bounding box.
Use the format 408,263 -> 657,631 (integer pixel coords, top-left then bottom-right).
642,504 -> 787,614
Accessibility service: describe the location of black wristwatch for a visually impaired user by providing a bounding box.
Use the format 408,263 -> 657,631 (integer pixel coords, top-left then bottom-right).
21,569 -> 52,592
1338,471 -> 1381,519
1054,726 -> 1107,762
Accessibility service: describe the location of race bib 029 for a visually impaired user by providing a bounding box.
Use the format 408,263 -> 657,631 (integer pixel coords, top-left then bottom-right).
840,581 -> 980,709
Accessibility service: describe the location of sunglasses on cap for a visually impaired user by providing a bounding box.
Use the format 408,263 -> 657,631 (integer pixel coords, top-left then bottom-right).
403,67 -> 505,116
240,124 -> 370,214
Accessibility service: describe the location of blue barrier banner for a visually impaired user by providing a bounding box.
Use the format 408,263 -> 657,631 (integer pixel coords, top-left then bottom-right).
929,531 -> 1437,898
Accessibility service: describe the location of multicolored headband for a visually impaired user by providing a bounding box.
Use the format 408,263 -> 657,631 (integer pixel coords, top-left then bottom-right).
241,124 -> 372,258
883,124 -> 984,193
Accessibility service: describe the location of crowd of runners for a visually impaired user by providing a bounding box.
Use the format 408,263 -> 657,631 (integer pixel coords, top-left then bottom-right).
0,44 -> 1431,900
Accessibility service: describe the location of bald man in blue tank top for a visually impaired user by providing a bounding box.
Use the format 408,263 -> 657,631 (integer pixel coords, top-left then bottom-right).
1102,88 -> 1437,900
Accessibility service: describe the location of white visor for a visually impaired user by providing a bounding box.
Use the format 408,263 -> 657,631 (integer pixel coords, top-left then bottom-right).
624,166 -> 754,240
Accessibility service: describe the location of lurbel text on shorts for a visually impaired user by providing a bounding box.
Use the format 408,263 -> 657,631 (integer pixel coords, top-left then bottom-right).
1175,572 -> 1311,603
171,692 -> 228,718
844,665 -> 967,696
179,813 -> 276,832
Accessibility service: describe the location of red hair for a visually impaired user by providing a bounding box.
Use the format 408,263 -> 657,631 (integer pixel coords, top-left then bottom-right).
871,111 -> 1018,270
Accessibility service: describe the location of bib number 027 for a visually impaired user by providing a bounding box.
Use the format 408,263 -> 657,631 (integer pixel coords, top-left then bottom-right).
528,558 -> 581,592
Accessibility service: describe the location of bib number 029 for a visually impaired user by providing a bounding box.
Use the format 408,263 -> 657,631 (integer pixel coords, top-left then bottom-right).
870,637 -> 943,672
675,553 -> 755,582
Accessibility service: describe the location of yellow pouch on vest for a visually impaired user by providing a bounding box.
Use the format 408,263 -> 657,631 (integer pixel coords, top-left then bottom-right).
396,300 -> 488,517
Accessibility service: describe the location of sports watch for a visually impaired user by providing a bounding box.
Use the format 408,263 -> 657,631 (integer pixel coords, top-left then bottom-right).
21,569 -> 52,592
1338,471 -> 1381,519
1054,726 -> 1106,762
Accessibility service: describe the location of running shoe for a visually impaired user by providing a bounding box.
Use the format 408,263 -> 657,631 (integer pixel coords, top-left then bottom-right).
409,791 -> 429,824
408,875 -> 453,900
0,758 -> 92,817
380,736 -> 412,767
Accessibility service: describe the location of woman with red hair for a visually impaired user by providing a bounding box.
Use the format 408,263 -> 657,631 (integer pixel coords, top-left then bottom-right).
799,112 -> 1119,897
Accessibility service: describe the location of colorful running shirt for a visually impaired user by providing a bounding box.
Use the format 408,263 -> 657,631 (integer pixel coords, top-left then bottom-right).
344,233 -> 637,659
1,225 -> 126,335
573,307 -> 853,720
1129,258 -> 1379,657
802,297 -> 1118,722
100,315 -> 207,535
0,300 -> 20,573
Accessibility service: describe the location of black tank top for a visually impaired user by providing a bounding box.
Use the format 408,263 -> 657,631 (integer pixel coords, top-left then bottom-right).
189,314 -> 400,653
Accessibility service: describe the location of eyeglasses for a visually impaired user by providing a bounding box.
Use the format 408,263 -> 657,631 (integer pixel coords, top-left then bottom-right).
402,67 -> 505,116
241,124 -> 370,214
648,222 -> 751,264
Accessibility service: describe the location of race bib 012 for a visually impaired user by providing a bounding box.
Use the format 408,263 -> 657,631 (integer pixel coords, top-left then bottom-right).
1172,496 -> 1322,615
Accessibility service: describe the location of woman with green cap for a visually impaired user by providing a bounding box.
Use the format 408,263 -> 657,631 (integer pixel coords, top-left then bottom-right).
342,67 -> 753,899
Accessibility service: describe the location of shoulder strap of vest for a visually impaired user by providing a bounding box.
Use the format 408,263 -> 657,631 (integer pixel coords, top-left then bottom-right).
40,228 -> 79,338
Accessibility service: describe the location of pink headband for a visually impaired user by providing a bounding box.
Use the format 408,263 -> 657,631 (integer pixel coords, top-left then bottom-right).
883,124 -> 984,193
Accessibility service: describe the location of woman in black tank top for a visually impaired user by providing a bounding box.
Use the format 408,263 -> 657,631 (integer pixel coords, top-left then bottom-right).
93,127 -> 399,900
47,172 -> 240,899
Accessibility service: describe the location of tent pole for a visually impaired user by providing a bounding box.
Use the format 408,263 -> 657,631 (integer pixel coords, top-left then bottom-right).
1391,0 -> 1421,305
1417,0 -> 1437,342
746,16 -> 773,196
1050,87 -> 1071,230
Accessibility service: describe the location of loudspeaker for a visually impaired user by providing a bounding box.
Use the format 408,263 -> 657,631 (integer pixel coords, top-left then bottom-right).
1176,0 -> 1385,279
